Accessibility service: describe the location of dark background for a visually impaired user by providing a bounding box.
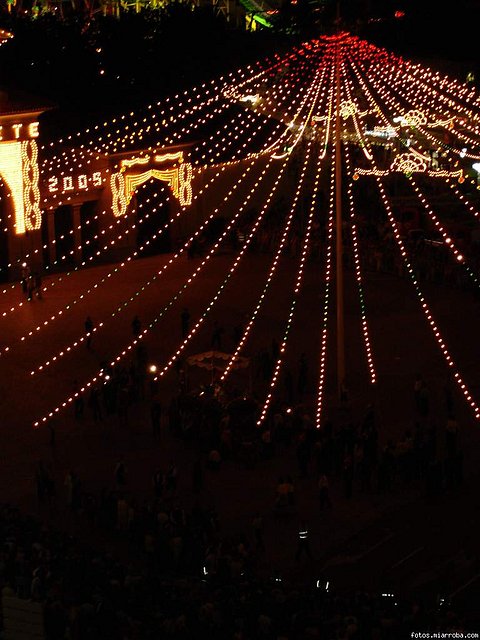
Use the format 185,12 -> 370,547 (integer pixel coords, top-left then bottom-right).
0,0 -> 479,140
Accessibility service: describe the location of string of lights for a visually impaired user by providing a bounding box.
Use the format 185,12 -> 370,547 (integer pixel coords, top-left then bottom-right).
7,59 -> 309,299
315,150 -> 335,428
24,62 -> 329,377
345,49 -> 479,291
42,40 -> 325,171
32,153 -> 291,427
25,31 -> 480,431
376,174 -> 480,420
353,43 -> 480,161
344,143 -> 376,384
349,52 -> 480,420
255,142 -> 320,426
25,63 -> 328,369
219,87 -> 332,384
339,51 -> 377,383
29,48 -> 326,416
28,154 -> 281,375
152,159 -> 295,383
18,153 -> 269,363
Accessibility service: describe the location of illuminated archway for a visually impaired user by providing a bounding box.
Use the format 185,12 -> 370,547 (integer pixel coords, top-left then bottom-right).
110,151 -> 193,218
134,179 -> 172,255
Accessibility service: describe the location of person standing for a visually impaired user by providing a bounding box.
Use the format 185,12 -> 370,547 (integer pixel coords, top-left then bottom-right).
151,399 -> 162,439
211,320 -> 224,350
181,308 -> 190,339
165,462 -> 178,495
114,460 -> 127,489
233,323 -> 243,345
271,338 -> 280,362
27,272 -> 35,301
318,474 -> 332,509
297,353 -> 308,399
73,380 -> 84,419
284,368 -> 294,405
33,271 -> 43,299
89,385 -> 103,422
192,456 -> 203,494
343,453 -> 354,499
20,263 -> 30,298
295,520 -> 313,562
416,380 -> 430,421
445,415 -> 459,459
152,468 -> 164,500
48,423 -> 56,449
132,315 -> 142,338
444,371 -> 455,417
252,512 -> 265,553
35,460 -> 48,505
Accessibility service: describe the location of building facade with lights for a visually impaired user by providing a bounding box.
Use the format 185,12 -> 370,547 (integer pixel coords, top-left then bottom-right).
0,90 -> 198,281
0,89 -> 53,280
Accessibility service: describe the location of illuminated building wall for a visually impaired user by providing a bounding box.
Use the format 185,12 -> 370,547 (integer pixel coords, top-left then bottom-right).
0,105 -> 48,279
40,143 -> 198,267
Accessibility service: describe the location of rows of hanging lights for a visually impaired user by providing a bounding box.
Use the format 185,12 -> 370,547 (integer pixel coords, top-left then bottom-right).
19,31 -> 480,429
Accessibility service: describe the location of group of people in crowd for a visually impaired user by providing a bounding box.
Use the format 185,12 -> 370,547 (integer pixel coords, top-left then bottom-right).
203,154 -> 480,298
0,468 -> 473,639
20,263 -> 43,301
15,335 -> 471,639
9,180 -> 477,637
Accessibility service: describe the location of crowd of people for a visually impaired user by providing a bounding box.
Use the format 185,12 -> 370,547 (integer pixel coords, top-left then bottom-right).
0,495 -> 475,640
11,344 -> 471,639
7,182 -> 478,637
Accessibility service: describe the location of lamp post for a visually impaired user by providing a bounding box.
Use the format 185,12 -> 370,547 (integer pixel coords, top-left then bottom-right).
334,6 -> 346,401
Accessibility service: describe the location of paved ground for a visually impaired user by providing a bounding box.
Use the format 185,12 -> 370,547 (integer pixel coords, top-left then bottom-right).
1,247 -> 480,618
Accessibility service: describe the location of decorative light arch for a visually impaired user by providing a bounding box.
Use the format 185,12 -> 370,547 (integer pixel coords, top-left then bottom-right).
110,156 -> 193,217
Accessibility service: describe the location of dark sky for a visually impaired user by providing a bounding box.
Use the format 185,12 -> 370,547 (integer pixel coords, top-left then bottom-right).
363,0 -> 480,64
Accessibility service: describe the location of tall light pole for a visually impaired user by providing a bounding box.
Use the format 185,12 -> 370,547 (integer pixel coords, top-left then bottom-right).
334,14 -> 346,400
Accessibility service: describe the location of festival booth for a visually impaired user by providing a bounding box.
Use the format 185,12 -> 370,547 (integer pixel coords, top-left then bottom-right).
185,350 -> 250,394
186,350 -> 249,377
185,350 -> 257,456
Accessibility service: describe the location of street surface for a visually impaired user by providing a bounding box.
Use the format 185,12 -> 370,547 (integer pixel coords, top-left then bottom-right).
0,249 -> 479,618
